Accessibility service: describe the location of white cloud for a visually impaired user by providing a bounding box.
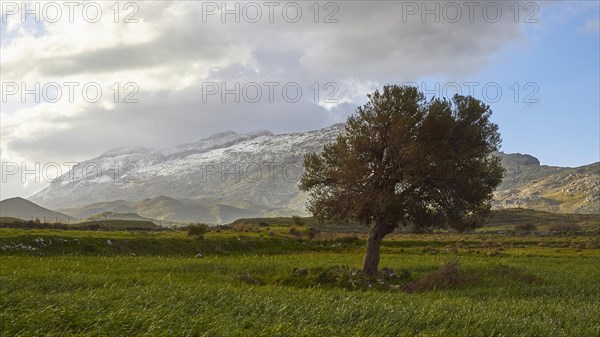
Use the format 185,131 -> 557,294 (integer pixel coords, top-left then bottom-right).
1,0 -> 532,198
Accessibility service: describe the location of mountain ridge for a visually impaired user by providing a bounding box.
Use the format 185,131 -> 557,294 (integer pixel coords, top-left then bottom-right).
27,124 -> 599,219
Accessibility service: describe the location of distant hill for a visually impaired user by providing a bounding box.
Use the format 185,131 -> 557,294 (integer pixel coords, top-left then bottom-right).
0,197 -> 75,223
135,196 -> 216,223
73,220 -> 160,230
60,196 -> 301,224
83,212 -> 159,223
59,199 -> 136,220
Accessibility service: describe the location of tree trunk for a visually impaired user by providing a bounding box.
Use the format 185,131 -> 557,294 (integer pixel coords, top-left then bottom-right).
361,220 -> 395,275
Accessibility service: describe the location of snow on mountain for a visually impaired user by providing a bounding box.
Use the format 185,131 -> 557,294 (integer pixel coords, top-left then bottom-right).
28,123 -> 599,218
30,124 -> 346,212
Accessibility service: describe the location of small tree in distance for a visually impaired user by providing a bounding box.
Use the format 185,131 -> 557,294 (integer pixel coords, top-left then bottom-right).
188,223 -> 210,239
300,85 -> 504,275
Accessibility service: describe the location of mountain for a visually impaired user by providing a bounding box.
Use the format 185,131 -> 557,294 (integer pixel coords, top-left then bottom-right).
29,124 -> 599,221
59,196 -> 300,225
0,197 -> 76,223
493,162 -> 599,214
30,124 -> 345,213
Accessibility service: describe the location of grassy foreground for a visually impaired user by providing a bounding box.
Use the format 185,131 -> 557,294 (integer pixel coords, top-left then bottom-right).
1,228 -> 599,336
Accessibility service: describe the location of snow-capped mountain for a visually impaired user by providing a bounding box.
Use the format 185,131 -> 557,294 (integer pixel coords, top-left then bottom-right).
30,124 -> 346,212
29,123 -> 599,220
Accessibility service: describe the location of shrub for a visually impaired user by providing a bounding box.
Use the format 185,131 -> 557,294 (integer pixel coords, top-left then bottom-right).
188,223 -> 210,239
289,226 -> 302,237
515,223 -> 537,233
235,271 -> 263,285
403,261 -> 480,292
306,226 -> 321,239
487,264 -> 544,284
332,236 -> 362,245
232,223 -> 260,233
292,215 -> 305,226
549,223 -> 581,233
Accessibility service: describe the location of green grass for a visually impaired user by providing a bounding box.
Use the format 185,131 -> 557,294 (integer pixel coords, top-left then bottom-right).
1,227 -> 599,336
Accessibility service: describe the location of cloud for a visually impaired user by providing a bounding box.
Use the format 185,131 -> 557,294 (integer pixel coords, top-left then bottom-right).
1,1 -> 530,198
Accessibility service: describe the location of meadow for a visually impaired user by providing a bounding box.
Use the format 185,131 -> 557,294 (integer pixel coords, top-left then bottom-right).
1,224 -> 599,336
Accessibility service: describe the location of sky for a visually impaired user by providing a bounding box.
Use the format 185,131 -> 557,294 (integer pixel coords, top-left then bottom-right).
1,0 -> 599,199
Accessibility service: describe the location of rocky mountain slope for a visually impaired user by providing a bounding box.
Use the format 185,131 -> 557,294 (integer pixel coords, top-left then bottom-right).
30,124 -> 345,213
28,124 -> 599,221
493,162 -> 599,214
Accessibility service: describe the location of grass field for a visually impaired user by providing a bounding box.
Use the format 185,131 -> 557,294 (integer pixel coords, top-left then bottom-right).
1,226 -> 599,336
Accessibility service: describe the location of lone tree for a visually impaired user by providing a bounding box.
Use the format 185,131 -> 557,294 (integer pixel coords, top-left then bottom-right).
299,85 -> 504,275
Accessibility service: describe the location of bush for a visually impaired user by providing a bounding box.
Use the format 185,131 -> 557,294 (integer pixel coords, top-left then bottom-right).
289,226 -> 302,237
187,223 -> 210,239
306,226 -> 321,239
235,271 -> 263,285
232,223 -> 260,233
549,223 -> 581,233
332,236 -> 362,245
403,261 -> 480,292
292,215 -> 304,226
515,223 -> 537,233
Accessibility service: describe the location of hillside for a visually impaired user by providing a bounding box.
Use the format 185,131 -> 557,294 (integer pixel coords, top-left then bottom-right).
493,163 -> 599,214
83,212 -> 158,223
60,196 -> 300,225
0,197 -> 75,223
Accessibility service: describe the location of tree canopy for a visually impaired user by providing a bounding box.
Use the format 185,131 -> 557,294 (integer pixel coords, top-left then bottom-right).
299,85 -> 504,274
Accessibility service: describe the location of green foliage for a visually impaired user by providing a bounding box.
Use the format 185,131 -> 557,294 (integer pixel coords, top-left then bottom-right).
300,85 -> 504,232
187,223 -> 210,239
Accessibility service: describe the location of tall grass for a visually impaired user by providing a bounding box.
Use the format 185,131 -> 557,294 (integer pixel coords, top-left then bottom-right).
1,250 -> 599,336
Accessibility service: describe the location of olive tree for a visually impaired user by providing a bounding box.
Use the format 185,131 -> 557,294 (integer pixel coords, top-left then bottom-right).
299,85 -> 504,274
